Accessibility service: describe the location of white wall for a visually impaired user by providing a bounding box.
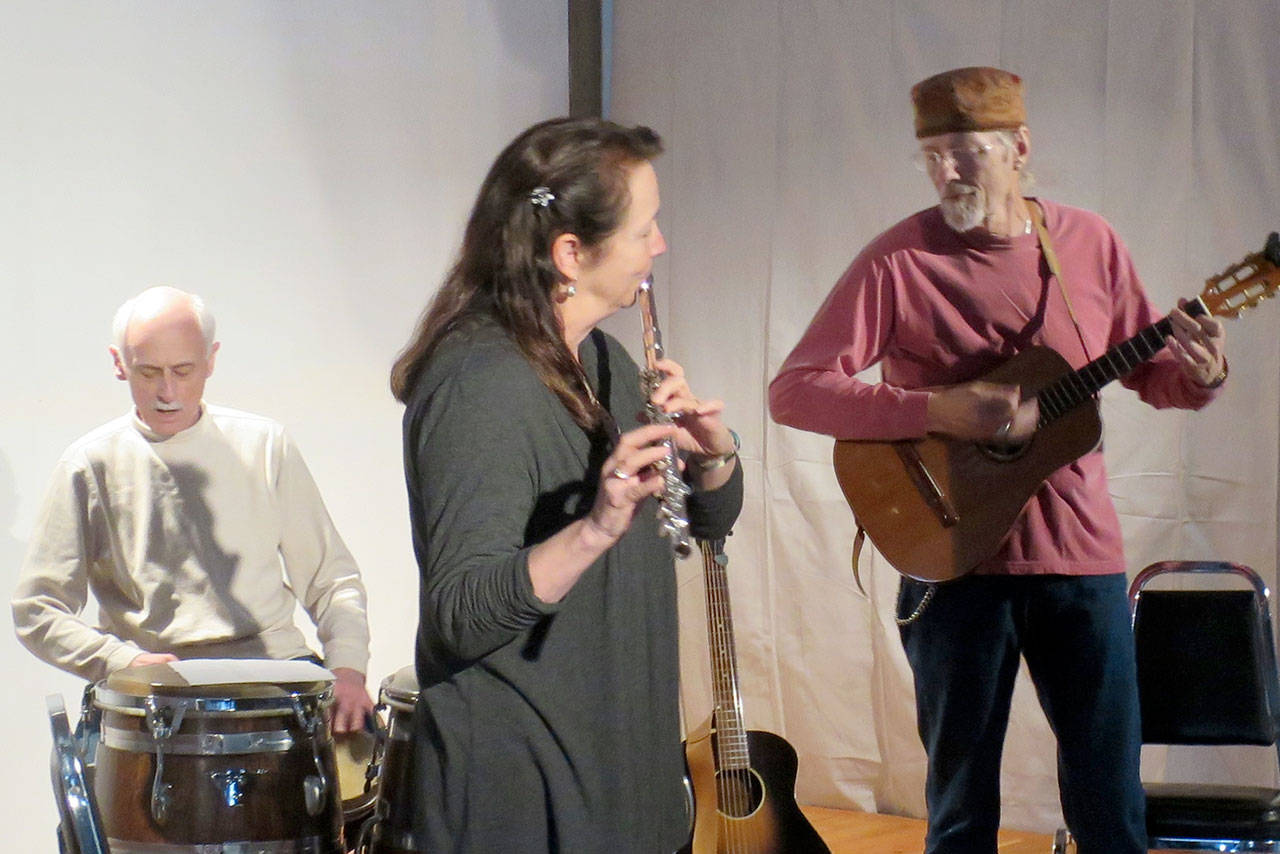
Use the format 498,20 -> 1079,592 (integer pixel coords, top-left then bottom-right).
0,1 -> 567,845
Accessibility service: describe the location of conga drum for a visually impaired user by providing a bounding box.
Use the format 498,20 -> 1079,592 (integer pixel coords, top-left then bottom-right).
360,666 -> 421,854
91,659 -> 344,853
333,728 -> 378,851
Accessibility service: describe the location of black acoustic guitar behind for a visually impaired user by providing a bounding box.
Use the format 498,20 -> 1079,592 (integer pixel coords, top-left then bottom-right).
679,538 -> 830,854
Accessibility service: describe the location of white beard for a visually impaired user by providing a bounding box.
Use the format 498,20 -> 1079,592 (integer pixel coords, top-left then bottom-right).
940,183 -> 987,233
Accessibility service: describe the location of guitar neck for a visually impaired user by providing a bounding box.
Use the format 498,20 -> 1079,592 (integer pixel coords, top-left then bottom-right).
700,538 -> 751,772
1034,297 -> 1206,427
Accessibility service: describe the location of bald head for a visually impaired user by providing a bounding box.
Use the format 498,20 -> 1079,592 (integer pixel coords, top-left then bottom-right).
109,287 -> 219,437
112,287 -> 216,357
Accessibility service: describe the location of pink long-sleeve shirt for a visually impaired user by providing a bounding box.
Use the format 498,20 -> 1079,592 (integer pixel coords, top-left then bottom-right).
770,199 -> 1219,575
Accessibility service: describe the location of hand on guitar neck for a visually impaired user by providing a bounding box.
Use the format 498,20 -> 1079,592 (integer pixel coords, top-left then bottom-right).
1165,297 -> 1228,388
924,297 -> 1226,446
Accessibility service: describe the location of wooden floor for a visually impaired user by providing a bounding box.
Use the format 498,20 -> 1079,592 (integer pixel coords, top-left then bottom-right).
799,807 -> 1055,853
798,808 -> 1193,853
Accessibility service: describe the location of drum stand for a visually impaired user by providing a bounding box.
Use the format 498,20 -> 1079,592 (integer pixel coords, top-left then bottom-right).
47,693 -> 108,854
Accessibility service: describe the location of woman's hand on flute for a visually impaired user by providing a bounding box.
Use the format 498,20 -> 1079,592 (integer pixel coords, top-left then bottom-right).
648,357 -> 735,459
528,423 -> 679,603
583,423 -> 679,544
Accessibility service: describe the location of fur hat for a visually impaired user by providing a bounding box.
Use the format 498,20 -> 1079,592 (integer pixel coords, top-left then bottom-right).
911,67 -> 1026,139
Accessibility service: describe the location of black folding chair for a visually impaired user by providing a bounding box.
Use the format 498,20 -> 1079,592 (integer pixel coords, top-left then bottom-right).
1131,560 -> 1280,852
47,693 -> 108,854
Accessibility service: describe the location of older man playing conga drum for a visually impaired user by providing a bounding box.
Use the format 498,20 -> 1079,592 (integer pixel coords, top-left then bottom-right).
13,286 -> 374,732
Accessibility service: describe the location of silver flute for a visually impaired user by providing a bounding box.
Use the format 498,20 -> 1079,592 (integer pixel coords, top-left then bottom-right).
637,275 -> 693,558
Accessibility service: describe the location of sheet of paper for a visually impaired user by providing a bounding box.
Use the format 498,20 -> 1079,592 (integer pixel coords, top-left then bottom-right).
167,658 -> 333,686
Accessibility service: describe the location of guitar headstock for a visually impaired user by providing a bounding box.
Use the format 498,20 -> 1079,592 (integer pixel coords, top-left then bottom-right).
1199,231 -> 1280,319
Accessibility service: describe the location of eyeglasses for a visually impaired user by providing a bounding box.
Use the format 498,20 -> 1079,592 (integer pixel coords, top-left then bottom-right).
912,142 -> 1002,172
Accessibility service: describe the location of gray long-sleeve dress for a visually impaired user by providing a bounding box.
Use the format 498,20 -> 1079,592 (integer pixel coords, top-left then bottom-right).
401,318 -> 743,853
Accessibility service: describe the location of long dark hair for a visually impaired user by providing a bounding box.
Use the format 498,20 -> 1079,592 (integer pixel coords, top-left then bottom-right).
390,117 -> 663,429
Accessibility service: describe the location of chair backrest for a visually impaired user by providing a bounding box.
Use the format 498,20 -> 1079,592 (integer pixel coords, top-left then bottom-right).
1130,561 -> 1280,747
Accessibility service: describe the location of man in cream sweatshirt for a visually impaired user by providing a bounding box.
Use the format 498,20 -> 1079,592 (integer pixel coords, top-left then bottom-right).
12,286 -> 374,730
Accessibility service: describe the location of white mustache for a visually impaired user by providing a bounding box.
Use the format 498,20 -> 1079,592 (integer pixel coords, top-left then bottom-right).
153,401 -> 183,412
944,182 -> 979,199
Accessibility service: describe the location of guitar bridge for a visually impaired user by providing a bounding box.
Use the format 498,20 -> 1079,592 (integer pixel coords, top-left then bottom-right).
894,442 -> 959,527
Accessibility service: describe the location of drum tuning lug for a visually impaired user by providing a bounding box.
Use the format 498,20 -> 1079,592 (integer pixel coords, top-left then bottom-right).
77,684 -> 102,763
209,767 -> 268,807
151,781 -> 172,824
292,695 -> 331,816
304,773 -> 327,816
143,696 -> 185,825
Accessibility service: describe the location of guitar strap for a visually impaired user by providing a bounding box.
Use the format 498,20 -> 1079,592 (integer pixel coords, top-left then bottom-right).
1029,199 -> 1094,363
850,526 -> 868,597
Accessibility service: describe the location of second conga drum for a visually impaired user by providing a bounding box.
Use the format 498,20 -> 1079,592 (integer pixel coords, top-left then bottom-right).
333,728 -> 378,851
361,666 -> 421,854
92,659 -> 345,853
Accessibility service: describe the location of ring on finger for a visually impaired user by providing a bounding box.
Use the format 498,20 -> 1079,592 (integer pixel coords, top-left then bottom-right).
611,467 -> 630,480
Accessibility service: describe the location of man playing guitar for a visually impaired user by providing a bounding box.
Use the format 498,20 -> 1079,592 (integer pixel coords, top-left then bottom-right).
769,66 -> 1227,854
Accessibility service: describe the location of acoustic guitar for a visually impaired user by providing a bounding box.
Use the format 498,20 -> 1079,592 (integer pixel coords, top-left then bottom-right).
680,538 -> 830,854
833,232 -> 1280,583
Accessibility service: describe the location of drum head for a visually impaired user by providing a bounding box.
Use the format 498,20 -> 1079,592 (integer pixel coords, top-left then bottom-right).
379,666 -> 420,712
103,658 -> 333,698
96,659 -> 334,717
334,728 -> 377,810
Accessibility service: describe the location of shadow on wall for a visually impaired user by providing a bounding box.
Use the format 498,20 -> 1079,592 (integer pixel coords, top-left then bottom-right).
1,447 -> 27,619
4,447 -> 55,666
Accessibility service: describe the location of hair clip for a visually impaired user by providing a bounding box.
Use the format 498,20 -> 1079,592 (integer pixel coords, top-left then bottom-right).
529,186 -> 555,208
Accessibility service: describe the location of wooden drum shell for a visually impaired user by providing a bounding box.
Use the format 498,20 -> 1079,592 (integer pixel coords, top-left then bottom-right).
92,667 -> 344,853
363,666 -> 420,854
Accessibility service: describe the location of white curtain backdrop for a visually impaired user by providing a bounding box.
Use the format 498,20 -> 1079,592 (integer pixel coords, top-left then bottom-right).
610,0 -> 1280,833
0,2 -> 566,846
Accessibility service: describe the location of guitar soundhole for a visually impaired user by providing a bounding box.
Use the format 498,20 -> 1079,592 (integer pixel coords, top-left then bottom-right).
714,768 -> 765,819
977,438 -> 1029,463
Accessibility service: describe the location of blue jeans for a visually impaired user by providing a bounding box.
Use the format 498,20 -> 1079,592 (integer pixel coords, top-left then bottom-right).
897,573 -> 1145,854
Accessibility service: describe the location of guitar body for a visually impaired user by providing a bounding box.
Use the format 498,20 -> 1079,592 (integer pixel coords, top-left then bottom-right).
833,346 -> 1103,582
680,716 -> 830,854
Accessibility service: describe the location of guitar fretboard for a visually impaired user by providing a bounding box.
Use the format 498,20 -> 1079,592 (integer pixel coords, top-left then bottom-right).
1035,299 -> 1205,426
702,540 -> 751,772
